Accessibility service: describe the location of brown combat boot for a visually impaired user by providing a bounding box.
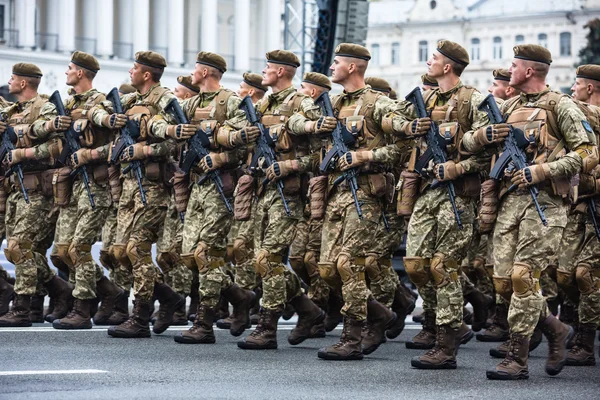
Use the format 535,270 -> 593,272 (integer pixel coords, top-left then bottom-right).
29,295 -> 45,323
216,295 -> 230,320
237,307 -> 281,350
0,277 -> 14,316
386,284 -> 416,339
464,287 -> 493,332
538,314 -> 575,376
406,310 -> 436,349
187,272 -> 199,321
0,294 -> 32,327
107,298 -> 151,338
566,323 -> 596,366
288,294 -> 325,345
309,322 -> 326,338
411,324 -> 458,369
43,276 -> 74,322
282,302 -> 295,320
323,291 -> 343,332
107,293 -> 129,325
490,327 -> 543,358
44,297 -> 55,321
456,322 -> 474,348
52,298 -> 92,329
249,286 -> 262,325
317,317 -> 364,360
362,299 -> 397,355
172,300 -> 189,326
174,305 -> 216,344
220,283 -> 256,336
412,312 -> 424,324
152,282 -> 185,334
486,334 -> 530,380
476,303 -> 509,342
92,276 -> 124,325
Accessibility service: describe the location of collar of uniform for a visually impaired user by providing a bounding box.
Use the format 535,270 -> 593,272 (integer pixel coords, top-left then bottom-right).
341,85 -> 368,99
268,85 -> 296,103
72,87 -> 98,102
519,85 -> 551,103
437,80 -> 464,100
14,94 -> 41,110
198,86 -> 225,103
137,82 -> 161,100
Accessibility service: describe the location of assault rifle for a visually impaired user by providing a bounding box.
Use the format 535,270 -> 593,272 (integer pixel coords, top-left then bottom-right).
106,87 -> 147,206
478,94 -> 548,226
48,91 -> 95,208
0,119 -> 29,203
238,95 -> 290,216
314,92 -> 363,220
164,98 -> 233,219
406,87 -> 463,229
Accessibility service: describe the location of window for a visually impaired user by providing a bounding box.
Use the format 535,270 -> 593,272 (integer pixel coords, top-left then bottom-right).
560,32 -> 572,56
419,40 -> 428,62
391,42 -> 400,65
538,33 -> 548,48
471,38 -> 480,61
493,36 -> 502,60
515,34 -> 524,45
371,43 -> 380,65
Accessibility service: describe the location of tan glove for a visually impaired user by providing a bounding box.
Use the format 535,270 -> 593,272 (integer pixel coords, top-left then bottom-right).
166,124 -> 197,140
403,117 -> 432,137
231,126 -> 260,146
472,124 -> 510,147
198,152 -> 229,172
0,121 -> 7,134
4,148 -> 31,166
510,164 -> 550,189
70,148 -> 95,167
120,143 -> 149,161
434,160 -> 464,181
306,116 -> 337,134
101,113 -> 127,129
45,116 -> 72,132
337,150 -> 373,171
266,160 -> 299,181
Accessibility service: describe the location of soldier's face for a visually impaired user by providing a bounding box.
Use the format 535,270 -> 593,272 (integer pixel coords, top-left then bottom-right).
238,82 -> 252,98
571,78 -> 591,102
65,63 -> 80,86
427,52 -> 445,78
129,62 -> 144,87
8,75 -> 23,95
488,80 -> 509,100
173,84 -> 194,100
261,63 -> 279,86
508,59 -> 528,88
192,64 -> 205,86
329,57 -> 350,84
298,82 -> 313,97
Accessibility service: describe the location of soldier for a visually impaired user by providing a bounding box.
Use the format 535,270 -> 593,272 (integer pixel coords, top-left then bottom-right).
488,68 -> 519,101
0,96 -> 14,317
421,74 -> 438,91
173,75 -> 200,101
365,76 -> 392,96
0,63 -> 73,327
90,51 -> 184,338
463,45 -> 595,380
237,50 -> 332,350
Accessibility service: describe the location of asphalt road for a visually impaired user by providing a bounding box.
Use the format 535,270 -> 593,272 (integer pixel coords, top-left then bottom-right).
2,319 -> 599,400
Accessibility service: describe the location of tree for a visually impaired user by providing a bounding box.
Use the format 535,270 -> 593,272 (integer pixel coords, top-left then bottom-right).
578,18 -> 600,65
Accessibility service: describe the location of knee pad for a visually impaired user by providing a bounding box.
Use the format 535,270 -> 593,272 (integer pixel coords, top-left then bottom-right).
5,238 -> 33,265
575,263 -> 599,295
181,253 -> 197,270
193,242 -> 210,272
254,249 -> 283,278
156,252 -> 176,274
336,252 -> 364,284
403,256 -> 430,288
318,261 -> 339,287
111,243 -> 131,268
232,238 -> 249,264
50,243 -> 72,274
364,253 -> 382,282
511,262 -> 539,297
125,241 -> 152,266
303,250 -> 320,279
430,253 -> 459,288
68,243 -> 93,266
493,275 -> 513,303
556,268 -> 575,288
99,249 -> 115,271
288,256 -> 309,283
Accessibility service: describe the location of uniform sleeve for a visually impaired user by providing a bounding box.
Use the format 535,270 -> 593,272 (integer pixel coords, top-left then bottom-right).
30,101 -> 59,140
460,91 -> 494,154
89,93 -> 134,126
149,91 -> 179,140
372,96 -> 413,138
287,96 -> 322,135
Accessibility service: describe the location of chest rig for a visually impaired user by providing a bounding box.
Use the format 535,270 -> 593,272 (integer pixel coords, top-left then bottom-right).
332,89 -> 384,152
123,86 -> 169,143
187,88 -> 233,150
66,91 -> 112,149
7,96 -> 47,148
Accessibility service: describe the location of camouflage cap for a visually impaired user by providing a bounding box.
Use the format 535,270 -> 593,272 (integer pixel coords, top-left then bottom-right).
177,76 -> 200,93
365,77 -> 392,93
196,51 -> 227,73
12,63 -> 43,78
334,43 -> 371,61
576,64 -> 600,82
421,74 -> 438,86
389,89 -> 397,100
266,50 -> 301,68
118,83 -> 137,94
242,72 -> 267,92
71,51 -> 100,73
513,44 -> 552,65
303,72 -> 331,90
135,51 -> 167,69
436,40 -> 469,66
493,69 -> 511,82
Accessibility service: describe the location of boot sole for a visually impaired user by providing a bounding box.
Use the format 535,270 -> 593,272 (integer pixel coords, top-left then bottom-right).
317,352 -> 364,361
406,341 -> 435,350
216,320 -> 232,330
460,330 -> 475,345
566,357 -> 596,366
489,348 -> 507,359
52,321 -> 92,330
0,321 -> 32,327
152,297 -> 186,334
107,328 -> 151,338
486,370 -> 529,380
173,335 -> 216,344
476,333 -> 509,342
546,325 -> 575,376
237,341 -> 278,350
230,323 -> 252,337
411,357 -> 456,369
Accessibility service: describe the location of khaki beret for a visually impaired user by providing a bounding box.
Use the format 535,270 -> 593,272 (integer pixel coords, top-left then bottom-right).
436,40 -> 469,66
513,44 -> 552,65
196,51 -> 227,73
177,76 -> 200,93
365,77 -> 391,93
242,72 -> 267,92
334,43 -> 371,61
303,72 -> 331,90
576,64 -> 600,82
389,89 -> 397,100
493,69 -> 511,82
118,84 -> 137,94
421,74 -> 438,86
12,63 -> 43,78
135,51 -> 167,69
71,51 -> 100,73
266,50 -> 301,68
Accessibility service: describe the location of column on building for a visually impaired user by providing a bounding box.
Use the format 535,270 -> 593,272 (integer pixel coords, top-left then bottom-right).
234,0 -> 250,71
16,0 -> 36,49
95,0 -> 114,57
133,0 -> 150,52
57,0 -> 76,53
151,0 -> 168,58
201,0 -> 218,52
167,0 -> 185,65
266,0 -> 282,51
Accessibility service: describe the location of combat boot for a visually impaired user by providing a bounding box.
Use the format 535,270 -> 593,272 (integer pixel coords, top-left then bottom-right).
362,299 -> 397,355
220,283 -> 256,336
92,276 -> 124,325
152,282 -> 185,334
44,296 -> 55,321
476,303 -> 509,342
282,302 -> 295,320
386,284 -> 416,339
406,310 -> 436,349
538,314 -> 574,376
107,298 -> 151,338
489,327 -> 542,358
288,294 -> 325,345
249,286 -> 262,325
0,277 -> 14,316
456,322 -> 474,347
566,323 -> 596,366
463,307 -> 473,325
107,292 -> 129,325
411,324 -> 458,369
172,300 -> 189,326
323,291 -> 343,332
237,307 -> 281,350
486,334 -> 530,380
309,322 -> 326,338
52,299 -> 92,329
187,272 -> 199,321
216,295 -> 230,320
29,295 -> 45,323
412,312 -> 424,324
317,317 -> 364,360
0,294 -> 31,327
464,287 -> 492,332
90,296 -> 100,319
43,276 -> 74,322
174,305 -> 216,344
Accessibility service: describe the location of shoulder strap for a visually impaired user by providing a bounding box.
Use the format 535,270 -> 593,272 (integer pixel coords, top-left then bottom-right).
212,89 -> 234,123
455,85 -> 477,132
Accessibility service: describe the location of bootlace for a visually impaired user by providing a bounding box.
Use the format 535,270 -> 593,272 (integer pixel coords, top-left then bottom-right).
499,340 -> 521,366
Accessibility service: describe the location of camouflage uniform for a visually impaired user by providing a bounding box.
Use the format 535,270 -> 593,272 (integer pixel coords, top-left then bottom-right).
228,217 -> 258,291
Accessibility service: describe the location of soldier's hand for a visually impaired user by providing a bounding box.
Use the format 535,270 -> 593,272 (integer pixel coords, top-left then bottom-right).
434,160 -> 464,181
307,116 -> 337,134
120,143 -> 149,161
473,123 -> 510,146
0,121 -> 6,134
231,126 -> 260,145
198,152 -> 229,172
510,164 -> 549,189
70,148 -> 94,167
46,116 -> 72,132
167,124 -> 196,140
4,149 -> 29,166
266,160 -> 299,181
102,113 -> 127,129
404,117 -> 432,137
337,150 -> 373,171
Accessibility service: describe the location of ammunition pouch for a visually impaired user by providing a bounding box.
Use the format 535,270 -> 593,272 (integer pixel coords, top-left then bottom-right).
308,175 -> 328,220
52,167 -> 73,207
397,170 -> 420,216
479,178 -> 499,234
108,165 -> 122,204
173,170 -> 190,215
234,174 -> 254,221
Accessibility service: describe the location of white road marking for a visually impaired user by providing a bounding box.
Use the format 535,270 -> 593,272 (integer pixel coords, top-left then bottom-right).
0,369 -> 108,376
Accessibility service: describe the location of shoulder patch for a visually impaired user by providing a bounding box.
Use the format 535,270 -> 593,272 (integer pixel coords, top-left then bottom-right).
582,120 -> 593,133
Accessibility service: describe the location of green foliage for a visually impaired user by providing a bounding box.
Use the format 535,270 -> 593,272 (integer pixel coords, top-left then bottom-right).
578,19 -> 600,65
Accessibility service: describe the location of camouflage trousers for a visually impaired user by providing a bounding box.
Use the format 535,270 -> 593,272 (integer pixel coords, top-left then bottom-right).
406,187 -> 475,328
254,185 -> 303,311
228,213 -> 259,291
493,190 -> 568,338
462,229 -> 494,298
103,203 -> 131,292
182,182 -> 233,308
115,178 -> 168,301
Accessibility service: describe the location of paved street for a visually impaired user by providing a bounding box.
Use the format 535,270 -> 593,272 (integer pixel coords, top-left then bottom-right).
2,319 -> 599,400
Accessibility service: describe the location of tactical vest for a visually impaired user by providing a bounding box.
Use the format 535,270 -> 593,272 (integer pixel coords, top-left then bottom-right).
123,85 -> 170,144
7,95 -> 48,148
187,88 -> 234,150
571,100 -> 600,205
66,91 -> 112,149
